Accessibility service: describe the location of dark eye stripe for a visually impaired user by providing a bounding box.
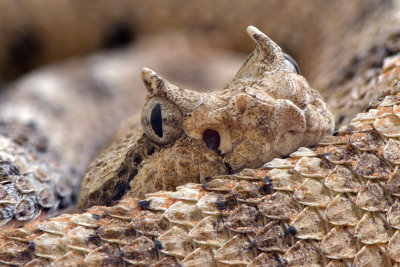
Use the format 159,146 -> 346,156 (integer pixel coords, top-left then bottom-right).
284,53 -> 300,74
150,104 -> 163,138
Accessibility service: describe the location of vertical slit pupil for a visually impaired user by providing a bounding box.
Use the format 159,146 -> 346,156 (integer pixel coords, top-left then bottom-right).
150,104 -> 163,138
203,129 -> 220,151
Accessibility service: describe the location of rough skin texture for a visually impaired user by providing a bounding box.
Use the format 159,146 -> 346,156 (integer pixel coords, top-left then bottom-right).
0,131 -> 62,227
78,27 -> 334,209
2,2 -> 400,266
0,32 -> 243,227
1,55 -> 400,266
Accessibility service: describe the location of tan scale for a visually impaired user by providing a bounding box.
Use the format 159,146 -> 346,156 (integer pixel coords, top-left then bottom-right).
7,28 -> 400,267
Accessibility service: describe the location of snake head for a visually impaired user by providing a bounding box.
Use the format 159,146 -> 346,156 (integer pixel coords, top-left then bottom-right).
78,26 -> 334,209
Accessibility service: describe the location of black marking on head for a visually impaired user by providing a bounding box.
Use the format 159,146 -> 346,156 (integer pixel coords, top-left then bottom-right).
287,225 -> 297,236
133,155 -> 142,164
150,104 -> 163,138
224,162 -> 233,175
284,53 -> 300,74
111,168 -> 138,202
117,166 -> 128,177
147,146 -> 155,156
7,28 -> 42,74
111,183 -> 127,201
103,21 -> 135,49
138,200 -> 150,209
203,129 -> 220,151
155,239 -> 163,249
128,169 -> 138,182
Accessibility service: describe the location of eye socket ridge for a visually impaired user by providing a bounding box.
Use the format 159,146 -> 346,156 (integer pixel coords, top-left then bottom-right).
284,53 -> 300,75
141,97 -> 183,145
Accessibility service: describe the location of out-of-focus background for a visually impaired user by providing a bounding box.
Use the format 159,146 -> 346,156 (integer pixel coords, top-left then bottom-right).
0,0 -> 394,88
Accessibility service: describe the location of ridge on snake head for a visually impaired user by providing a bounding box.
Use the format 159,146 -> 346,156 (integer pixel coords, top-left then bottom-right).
78,26 -> 334,209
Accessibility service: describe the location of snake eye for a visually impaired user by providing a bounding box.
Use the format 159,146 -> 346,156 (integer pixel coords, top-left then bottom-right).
284,53 -> 300,74
141,97 -> 183,145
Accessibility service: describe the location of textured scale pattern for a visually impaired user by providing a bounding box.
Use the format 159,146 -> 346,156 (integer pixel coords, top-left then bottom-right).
78,26 -> 334,209
0,124 -> 67,228
2,53 -> 400,267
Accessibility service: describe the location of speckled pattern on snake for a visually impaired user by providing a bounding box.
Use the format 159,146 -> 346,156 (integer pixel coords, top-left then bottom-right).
2,1 -> 400,266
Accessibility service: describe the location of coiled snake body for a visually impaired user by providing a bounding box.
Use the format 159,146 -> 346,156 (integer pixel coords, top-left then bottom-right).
1,1 -> 400,266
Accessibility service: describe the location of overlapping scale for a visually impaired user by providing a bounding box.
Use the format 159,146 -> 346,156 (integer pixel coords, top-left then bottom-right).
5,53 -> 400,267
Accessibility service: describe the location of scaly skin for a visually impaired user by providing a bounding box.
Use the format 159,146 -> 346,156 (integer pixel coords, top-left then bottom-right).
1,51 -> 400,266
0,31 -> 247,227
1,1 -> 400,228
78,27 -> 334,209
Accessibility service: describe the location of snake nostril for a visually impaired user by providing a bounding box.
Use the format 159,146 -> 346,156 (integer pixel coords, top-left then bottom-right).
203,129 -> 220,151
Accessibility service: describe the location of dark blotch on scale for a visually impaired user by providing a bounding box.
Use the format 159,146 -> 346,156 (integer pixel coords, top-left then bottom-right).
151,104 -> 163,138
138,200 -> 150,209
203,129 -> 220,151
92,214 -> 101,220
155,239 -> 163,249
264,175 -> 273,193
88,234 -> 102,246
287,225 -> 297,236
28,242 -> 35,251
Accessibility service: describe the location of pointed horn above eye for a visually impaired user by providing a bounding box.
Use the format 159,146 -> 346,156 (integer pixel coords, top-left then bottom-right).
246,26 -> 284,64
141,67 -> 167,94
141,67 -> 206,112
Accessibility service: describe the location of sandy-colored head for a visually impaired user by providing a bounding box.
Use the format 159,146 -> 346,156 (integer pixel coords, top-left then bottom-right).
78,26 -> 334,209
